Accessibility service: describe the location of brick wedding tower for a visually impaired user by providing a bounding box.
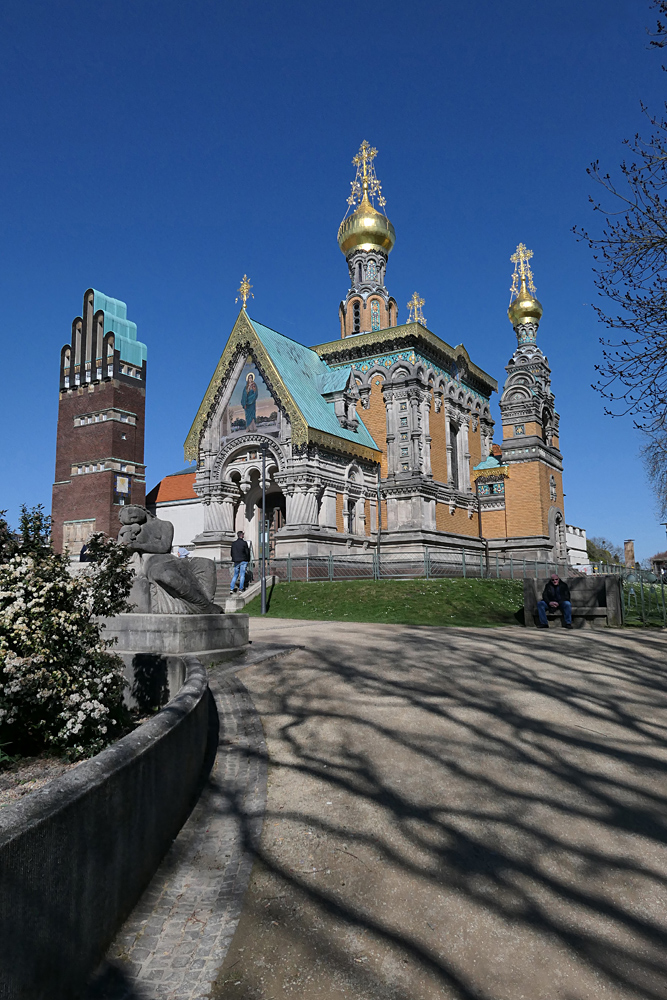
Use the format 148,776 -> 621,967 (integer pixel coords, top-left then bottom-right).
51,288 -> 147,555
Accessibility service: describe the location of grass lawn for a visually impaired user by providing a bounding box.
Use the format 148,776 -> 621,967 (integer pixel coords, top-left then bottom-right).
244,577 -> 525,627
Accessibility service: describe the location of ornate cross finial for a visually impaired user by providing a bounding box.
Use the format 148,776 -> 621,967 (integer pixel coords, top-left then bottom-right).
235,274 -> 254,309
407,292 -> 426,326
346,140 -> 387,213
509,243 -> 537,301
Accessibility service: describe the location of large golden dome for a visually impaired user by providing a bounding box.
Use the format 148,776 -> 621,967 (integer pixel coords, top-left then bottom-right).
337,194 -> 396,255
508,276 -> 543,328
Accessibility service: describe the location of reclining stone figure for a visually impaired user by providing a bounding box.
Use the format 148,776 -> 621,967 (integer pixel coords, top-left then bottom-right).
118,505 -> 222,615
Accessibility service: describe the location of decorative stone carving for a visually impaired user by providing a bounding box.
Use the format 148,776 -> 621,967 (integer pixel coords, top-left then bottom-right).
118,506 -> 221,615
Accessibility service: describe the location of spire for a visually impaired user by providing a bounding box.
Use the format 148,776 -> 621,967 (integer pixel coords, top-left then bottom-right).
508,243 -> 543,343
337,142 -> 398,337
337,142 -> 396,256
346,140 -> 387,214
235,274 -> 254,311
407,292 -> 426,326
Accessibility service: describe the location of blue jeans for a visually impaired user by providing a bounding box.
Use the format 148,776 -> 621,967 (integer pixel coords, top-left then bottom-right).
230,561 -> 248,592
537,599 -> 572,626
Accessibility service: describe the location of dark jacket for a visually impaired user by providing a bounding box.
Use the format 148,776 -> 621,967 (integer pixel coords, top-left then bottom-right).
542,579 -> 571,604
231,538 -> 250,564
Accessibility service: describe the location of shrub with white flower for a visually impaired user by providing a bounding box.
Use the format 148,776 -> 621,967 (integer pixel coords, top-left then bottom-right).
0,507 -> 134,759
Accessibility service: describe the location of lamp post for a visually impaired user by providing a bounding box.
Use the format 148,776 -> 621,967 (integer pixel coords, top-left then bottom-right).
261,443 -> 268,615
475,477 -> 490,578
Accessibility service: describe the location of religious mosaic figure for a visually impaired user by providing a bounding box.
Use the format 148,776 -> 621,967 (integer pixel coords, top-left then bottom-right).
241,372 -> 258,430
118,505 -> 221,614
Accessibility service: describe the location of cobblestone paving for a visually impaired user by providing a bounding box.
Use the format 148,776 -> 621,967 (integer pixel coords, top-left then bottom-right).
87,669 -> 268,1000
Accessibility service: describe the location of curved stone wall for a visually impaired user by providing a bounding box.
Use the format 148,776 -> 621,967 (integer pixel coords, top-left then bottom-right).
0,655 -> 212,1000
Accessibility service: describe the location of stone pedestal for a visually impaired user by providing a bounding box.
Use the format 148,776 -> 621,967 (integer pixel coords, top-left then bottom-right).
100,612 -> 249,666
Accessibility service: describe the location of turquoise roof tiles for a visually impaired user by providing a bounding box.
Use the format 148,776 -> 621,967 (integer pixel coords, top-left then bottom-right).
248,317 -> 379,452
93,289 -> 147,367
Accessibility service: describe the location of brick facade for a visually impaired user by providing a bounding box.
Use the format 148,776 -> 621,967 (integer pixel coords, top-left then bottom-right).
51,289 -> 147,555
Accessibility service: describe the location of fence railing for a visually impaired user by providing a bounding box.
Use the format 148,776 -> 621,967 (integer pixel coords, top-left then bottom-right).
214,550 -> 571,586
623,577 -> 667,627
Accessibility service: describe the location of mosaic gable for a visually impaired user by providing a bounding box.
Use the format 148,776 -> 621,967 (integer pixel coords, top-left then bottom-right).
220,358 -> 280,443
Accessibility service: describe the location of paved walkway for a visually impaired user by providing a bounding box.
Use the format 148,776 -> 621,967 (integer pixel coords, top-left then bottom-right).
212,620 -> 667,1000
87,648 -> 284,1000
89,621 -> 667,1000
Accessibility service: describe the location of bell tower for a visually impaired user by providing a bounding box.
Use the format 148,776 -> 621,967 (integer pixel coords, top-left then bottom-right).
498,245 -> 566,559
337,141 -> 398,338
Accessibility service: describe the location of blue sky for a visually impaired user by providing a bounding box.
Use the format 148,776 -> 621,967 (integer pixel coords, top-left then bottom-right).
1,0 -> 665,559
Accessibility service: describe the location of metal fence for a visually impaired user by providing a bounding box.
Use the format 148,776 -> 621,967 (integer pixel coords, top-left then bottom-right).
623,577 -> 667,627
215,550 -> 570,585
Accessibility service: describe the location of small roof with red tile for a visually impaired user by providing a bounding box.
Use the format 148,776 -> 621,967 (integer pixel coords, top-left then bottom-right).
146,468 -> 197,504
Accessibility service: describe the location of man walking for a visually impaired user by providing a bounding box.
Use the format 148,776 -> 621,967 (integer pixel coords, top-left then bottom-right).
230,530 -> 251,594
537,572 -> 572,629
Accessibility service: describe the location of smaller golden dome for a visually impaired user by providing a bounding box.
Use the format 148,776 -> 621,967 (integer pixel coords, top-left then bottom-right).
508,276 -> 543,328
337,193 -> 396,255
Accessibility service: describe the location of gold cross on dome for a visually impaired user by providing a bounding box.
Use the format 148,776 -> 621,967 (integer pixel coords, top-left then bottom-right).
235,274 -> 254,309
407,292 -> 426,326
510,243 -> 537,298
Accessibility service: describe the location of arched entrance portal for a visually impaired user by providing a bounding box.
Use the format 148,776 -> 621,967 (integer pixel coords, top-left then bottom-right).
222,440 -> 284,562
258,493 -> 286,559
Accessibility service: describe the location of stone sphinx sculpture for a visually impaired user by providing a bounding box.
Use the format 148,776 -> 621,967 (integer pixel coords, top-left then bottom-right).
118,505 -> 222,615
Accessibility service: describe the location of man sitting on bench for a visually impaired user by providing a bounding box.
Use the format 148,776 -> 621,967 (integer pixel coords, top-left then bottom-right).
537,573 -> 573,629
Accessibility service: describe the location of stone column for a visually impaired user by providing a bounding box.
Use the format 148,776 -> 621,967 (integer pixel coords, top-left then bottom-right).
355,497 -> 366,536
319,487 -> 338,531
460,417 -> 471,493
421,394 -> 432,478
384,390 -> 397,474
409,395 -> 420,472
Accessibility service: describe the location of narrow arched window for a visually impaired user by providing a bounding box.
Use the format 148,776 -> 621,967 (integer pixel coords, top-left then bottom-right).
367,260 -> 377,281
550,475 -> 557,502
371,300 -> 380,331
353,301 -> 361,333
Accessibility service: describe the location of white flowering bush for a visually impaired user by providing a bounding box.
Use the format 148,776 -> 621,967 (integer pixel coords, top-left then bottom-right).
0,507 -> 134,759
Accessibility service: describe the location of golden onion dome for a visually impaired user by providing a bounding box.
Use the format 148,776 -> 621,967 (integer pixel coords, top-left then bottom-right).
508,276 -> 543,328
337,194 -> 396,256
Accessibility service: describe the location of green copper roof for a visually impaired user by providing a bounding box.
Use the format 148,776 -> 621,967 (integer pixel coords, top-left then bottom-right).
473,455 -> 501,470
93,289 -> 147,367
248,317 -> 379,452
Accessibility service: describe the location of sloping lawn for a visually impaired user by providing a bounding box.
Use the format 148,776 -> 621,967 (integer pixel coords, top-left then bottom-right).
244,577 -> 524,627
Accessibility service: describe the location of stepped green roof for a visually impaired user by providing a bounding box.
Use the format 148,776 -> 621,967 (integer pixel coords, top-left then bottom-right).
248,318 -> 379,451
93,289 -> 146,367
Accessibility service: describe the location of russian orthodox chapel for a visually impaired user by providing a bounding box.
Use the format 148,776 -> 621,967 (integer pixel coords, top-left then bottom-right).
148,142 -> 566,562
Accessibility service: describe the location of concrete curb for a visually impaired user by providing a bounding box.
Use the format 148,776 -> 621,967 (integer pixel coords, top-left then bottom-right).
0,656 -> 210,1000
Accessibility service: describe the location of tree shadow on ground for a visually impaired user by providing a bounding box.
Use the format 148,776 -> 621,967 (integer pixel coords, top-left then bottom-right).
212,626 -> 667,999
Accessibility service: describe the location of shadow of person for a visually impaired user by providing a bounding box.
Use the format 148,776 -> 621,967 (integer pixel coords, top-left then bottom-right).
85,961 -> 147,999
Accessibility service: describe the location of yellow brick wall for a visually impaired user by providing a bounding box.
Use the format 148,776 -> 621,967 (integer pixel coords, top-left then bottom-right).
481,507 -> 507,539
336,492 -> 344,533
430,394 -> 448,483
364,498 -> 371,536
357,378 -> 388,477
468,420 -> 482,469
435,502 -> 478,536
503,419 -> 542,439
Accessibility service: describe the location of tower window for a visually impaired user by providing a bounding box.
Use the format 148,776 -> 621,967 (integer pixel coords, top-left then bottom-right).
371,300 -> 380,331
449,422 -> 460,489
550,475 -> 557,502
353,300 -> 361,332
367,260 -> 377,280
